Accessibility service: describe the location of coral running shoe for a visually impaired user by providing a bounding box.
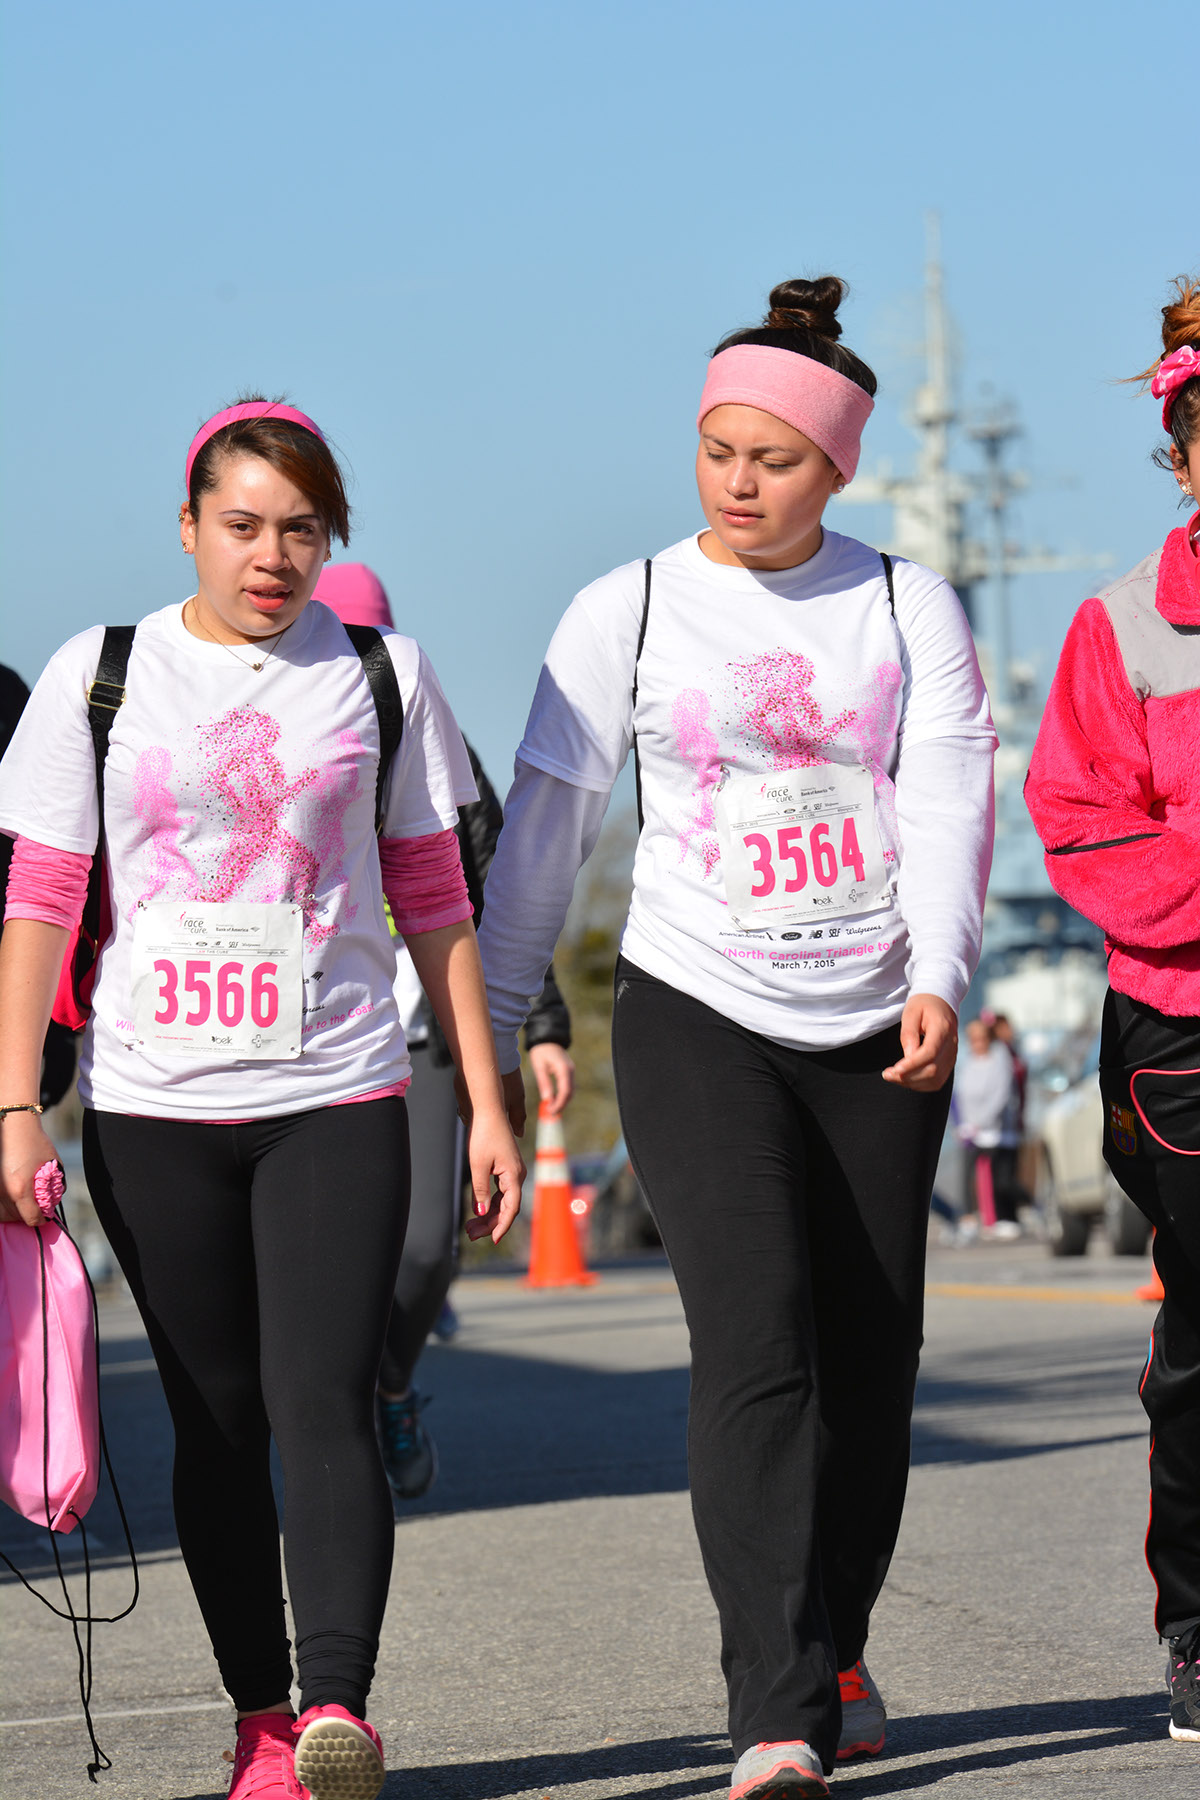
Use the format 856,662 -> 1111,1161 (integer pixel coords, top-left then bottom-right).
225,1713 -> 307,1798
728,1740 -> 828,1799
293,1704 -> 385,1799
837,1658 -> 886,1760
1167,1644 -> 1200,1740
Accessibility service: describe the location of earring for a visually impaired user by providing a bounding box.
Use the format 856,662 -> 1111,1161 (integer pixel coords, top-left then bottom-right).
1183,483 -> 1194,499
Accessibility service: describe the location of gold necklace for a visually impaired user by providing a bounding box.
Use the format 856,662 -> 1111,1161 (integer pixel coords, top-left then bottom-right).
186,599 -> 294,673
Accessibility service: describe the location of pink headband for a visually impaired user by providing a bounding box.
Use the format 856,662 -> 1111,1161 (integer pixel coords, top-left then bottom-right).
696,344 -> 874,481
1152,346 -> 1200,432
184,401 -> 326,492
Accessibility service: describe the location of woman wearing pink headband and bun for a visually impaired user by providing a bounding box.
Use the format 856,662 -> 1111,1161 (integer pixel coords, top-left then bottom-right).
477,278 -> 997,1795
0,397 -> 524,1800
1027,278 -> 1200,1745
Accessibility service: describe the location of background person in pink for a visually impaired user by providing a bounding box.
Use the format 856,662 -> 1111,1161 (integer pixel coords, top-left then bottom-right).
0,400 -> 524,1800
1026,278 -> 1200,1745
314,561 -> 575,1501
477,278 -> 997,1796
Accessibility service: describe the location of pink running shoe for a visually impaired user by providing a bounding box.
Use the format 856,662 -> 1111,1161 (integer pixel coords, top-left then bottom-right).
226,1713 -> 308,1799
292,1704 -> 385,1800
836,1658 -> 886,1760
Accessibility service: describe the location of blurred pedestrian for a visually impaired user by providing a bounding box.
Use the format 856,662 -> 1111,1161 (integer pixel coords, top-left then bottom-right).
955,1017 -> 1021,1239
1026,275 -> 1200,1743
478,277 -> 997,1795
314,563 -> 574,1500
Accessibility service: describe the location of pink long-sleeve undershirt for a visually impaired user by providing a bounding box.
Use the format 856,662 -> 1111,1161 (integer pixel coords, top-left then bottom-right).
378,828 -> 472,934
3,836 -> 91,929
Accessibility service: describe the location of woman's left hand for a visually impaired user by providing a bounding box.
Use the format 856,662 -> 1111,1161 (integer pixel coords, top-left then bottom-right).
882,993 -> 958,1091
463,1107 -> 526,1244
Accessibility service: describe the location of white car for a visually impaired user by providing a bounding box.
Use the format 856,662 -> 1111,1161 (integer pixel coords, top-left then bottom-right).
1034,1052 -> 1151,1258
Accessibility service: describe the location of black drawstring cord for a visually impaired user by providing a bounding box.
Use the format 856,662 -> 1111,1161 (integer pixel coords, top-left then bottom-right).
0,1202 -> 140,1780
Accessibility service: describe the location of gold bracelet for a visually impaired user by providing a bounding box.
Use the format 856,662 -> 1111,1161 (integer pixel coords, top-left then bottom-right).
0,1104 -> 44,1119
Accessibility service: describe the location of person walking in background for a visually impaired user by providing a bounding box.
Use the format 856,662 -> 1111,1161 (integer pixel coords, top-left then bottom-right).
314,562 -> 574,1500
1025,276 -> 1200,1744
954,1015 -> 1021,1239
477,278 -> 997,1795
0,400 -> 524,1800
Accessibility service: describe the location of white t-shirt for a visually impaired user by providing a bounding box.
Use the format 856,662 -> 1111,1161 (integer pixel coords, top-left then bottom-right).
0,599 -> 476,1118
482,530 -> 995,1055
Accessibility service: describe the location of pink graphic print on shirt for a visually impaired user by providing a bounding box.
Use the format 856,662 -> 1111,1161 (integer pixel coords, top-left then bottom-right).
670,652 -> 903,876
131,706 -> 363,946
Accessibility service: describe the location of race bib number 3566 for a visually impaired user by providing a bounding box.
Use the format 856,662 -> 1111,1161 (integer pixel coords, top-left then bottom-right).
713,764 -> 892,930
131,902 -> 304,1059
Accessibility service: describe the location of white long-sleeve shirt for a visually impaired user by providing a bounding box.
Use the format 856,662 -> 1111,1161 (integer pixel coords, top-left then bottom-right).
480,530 -> 996,1070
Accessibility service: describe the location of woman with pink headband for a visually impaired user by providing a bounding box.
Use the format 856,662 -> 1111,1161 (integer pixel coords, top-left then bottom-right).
0,397 -> 524,1799
1027,278 -> 1200,1745
478,278 -> 997,1795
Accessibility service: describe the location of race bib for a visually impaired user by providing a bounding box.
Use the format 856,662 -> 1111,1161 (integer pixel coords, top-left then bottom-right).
130,901 -> 304,1059
713,764 -> 892,930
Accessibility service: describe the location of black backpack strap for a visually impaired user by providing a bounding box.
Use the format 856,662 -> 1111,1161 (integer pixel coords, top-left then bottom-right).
87,626 -> 136,836
632,559 -> 652,831
880,552 -> 896,617
63,627 -> 136,1023
344,624 -> 405,833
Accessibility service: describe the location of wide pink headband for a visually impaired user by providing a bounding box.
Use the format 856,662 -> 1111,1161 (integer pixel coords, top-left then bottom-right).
184,401 -> 326,492
696,344 -> 874,481
1152,346 -> 1200,432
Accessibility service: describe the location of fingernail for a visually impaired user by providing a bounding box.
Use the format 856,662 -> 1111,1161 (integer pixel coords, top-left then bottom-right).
475,1199 -> 488,1215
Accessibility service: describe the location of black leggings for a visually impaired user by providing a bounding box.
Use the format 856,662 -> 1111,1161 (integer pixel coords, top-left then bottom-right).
1100,989 -> 1200,1655
82,1099 -> 410,1716
612,960 -> 950,1771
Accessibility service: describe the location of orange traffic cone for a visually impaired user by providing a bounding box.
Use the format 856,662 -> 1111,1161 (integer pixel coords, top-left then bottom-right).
1136,1232 -> 1165,1304
526,1102 -> 595,1288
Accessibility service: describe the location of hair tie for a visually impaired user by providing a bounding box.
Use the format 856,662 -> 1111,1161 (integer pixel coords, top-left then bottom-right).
184,401 -> 326,493
1151,346 -> 1200,432
696,344 -> 874,481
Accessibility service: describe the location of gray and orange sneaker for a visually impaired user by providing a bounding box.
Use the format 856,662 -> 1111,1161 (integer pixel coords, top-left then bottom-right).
292,1705 -> 384,1799
836,1658 -> 886,1760
728,1740 -> 828,1799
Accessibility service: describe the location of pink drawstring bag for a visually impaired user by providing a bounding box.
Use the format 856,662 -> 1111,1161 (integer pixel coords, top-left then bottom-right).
0,1166 -> 99,1533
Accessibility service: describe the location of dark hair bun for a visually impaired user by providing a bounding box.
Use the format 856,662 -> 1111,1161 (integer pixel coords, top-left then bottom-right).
764,276 -> 846,343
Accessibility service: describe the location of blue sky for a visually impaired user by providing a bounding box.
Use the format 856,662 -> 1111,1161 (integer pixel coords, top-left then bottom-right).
1,0 -> 1191,785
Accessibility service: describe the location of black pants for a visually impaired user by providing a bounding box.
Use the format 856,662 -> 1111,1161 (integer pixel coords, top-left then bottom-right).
961,1144 -> 1022,1224
612,960 -> 951,1770
82,1099 -> 410,1715
1100,989 -> 1200,1656
378,1045 -> 461,1395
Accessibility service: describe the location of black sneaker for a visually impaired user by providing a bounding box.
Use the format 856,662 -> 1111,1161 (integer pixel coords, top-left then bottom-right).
1167,1643 -> 1200,1741
376,1390 -> 438,1499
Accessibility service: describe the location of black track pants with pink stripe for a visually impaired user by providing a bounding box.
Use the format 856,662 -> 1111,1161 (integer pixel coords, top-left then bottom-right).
1101,988 -> 1200,1655
612,958 -> 951,1771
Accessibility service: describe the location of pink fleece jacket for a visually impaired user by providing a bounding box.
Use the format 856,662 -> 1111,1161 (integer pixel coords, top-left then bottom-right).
1025,518 -> 1200,1015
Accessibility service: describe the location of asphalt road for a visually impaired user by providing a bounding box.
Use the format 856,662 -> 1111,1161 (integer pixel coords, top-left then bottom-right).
0,1237 -> 1192,1800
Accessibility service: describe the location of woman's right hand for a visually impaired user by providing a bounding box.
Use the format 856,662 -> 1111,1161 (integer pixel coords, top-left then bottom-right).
0,1112 -> 59,1226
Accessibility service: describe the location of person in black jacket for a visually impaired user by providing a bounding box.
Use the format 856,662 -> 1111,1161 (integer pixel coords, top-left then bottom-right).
313,567 -> 574,1499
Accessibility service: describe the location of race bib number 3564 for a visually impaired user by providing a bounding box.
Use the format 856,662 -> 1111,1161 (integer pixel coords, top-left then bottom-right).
130,902 -> 304,1059
713,764 -> 892,930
